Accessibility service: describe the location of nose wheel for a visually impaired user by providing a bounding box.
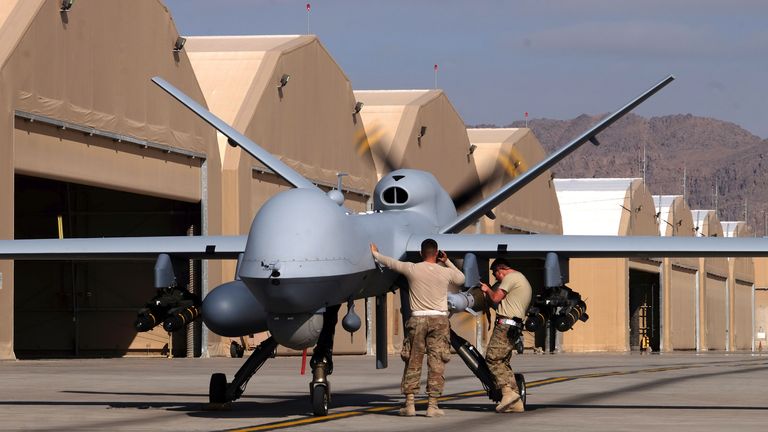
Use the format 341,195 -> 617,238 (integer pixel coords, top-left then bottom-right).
310,361 -> 331,416
311,384 -> 330,416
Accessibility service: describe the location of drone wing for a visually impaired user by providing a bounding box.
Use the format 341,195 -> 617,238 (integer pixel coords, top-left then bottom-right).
406,234 -> 768,259
0,235 -> 246,260
440,75 -> 675,234
152,77 -> 318,190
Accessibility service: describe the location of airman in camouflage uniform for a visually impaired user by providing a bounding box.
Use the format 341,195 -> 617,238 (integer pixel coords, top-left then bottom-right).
484,321 -> 520,395
401,315 -> 451,397
480,258 -> 531,413
371,239 -> 464,417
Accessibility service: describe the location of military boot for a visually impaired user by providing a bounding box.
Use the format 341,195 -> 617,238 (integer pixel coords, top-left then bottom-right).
399,394 -> 416,417
495,386 -> 524,413
425,396 -> 445,417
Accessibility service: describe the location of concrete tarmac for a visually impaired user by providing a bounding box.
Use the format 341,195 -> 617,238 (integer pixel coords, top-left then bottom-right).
1,352 -> 767,431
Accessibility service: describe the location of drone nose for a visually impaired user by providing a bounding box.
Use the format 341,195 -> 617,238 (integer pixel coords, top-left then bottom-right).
238,188 -> 370,313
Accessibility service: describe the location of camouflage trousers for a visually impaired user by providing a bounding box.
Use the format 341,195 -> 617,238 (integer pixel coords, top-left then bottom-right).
401,315 -> 451,397
484,323 -> 520,391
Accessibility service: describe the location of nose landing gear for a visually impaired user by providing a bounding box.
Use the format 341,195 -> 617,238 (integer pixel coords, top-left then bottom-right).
310,361 -> 330,416
307,303 -> 340,416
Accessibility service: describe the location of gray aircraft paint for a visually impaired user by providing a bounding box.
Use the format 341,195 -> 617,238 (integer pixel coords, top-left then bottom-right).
0,235 -> 245,260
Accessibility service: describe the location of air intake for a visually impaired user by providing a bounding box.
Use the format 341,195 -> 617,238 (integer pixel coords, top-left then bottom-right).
382,186 -> 409,205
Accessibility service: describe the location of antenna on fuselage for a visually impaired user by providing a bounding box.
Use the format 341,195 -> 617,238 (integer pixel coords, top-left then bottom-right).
336,172 -> 348,191
328,172 -> 348,206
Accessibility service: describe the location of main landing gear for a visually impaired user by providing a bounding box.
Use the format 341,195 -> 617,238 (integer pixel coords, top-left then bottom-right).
206,303 -> 347,416
206,332 -> 333,415
208,337 -> 277,405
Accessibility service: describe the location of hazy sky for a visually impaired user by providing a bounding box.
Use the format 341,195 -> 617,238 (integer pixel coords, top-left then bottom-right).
165,0 -> 768,138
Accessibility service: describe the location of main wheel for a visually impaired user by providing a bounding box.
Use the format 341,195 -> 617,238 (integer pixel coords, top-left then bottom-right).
514,373 -> 526,408
210,373 -> 228,404
311,385 -> 329,416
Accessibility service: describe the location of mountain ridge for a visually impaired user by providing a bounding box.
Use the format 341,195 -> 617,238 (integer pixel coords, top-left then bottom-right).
470,113 -> 768,235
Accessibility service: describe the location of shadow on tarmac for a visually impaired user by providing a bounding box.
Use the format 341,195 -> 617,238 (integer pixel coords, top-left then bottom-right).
4,359 -> 765,427
0,393 -> 401,420
538,363 -> 768,409
531,403 -> 768,411
181,392 -> 401,419
517,355 -> 767,376
60,390 -> 297,400
425,362 -> 768,432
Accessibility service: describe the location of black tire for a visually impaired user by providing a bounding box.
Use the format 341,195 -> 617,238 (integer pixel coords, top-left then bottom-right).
230,341 -> 244,358
311,385 -> 329,416
514,373 -> 526,408
210,373 -> 228,404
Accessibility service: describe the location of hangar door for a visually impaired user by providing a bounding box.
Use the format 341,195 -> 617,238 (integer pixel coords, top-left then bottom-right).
733,280 -> 753,350
14,175 -> 201,358
705,274 -> 727,350
669,267 -> 697,350
629,269 -> 660,352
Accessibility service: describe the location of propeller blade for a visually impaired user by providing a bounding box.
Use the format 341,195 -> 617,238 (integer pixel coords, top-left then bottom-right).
451,169 -> 500,209
355,121 -> 406,174
451,146 -> 525,209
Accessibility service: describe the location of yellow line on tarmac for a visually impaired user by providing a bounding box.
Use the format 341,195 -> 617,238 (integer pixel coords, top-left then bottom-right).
228,411 -> 364,431
225,360 -> 759,432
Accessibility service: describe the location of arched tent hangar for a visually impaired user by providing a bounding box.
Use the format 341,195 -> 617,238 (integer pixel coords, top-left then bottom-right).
0,0 -> 223,359
654,195 -> 697,351
721,221 -> 755,351
691,210 -> 728,350
554,178 -> 659,352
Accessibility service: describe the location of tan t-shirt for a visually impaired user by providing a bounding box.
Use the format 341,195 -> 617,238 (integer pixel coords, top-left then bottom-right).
496,271 -> 532,319
372,251 -> 465,312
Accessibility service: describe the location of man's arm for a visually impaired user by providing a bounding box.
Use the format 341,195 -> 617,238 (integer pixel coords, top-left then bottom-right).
480,281 -> 507,304
371,243 -> 413,275
439,253 -> 466,286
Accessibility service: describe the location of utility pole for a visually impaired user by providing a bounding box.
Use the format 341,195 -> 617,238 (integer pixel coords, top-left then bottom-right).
682,165 -> 687,201
744,198 -> 748,222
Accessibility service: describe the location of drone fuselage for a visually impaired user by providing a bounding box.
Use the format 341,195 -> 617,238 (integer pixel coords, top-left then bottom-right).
241,169 -> 455,313
201,169 -> 458,347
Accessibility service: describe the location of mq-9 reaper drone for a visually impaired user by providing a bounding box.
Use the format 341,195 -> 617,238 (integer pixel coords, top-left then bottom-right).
5,74 -> 768,416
